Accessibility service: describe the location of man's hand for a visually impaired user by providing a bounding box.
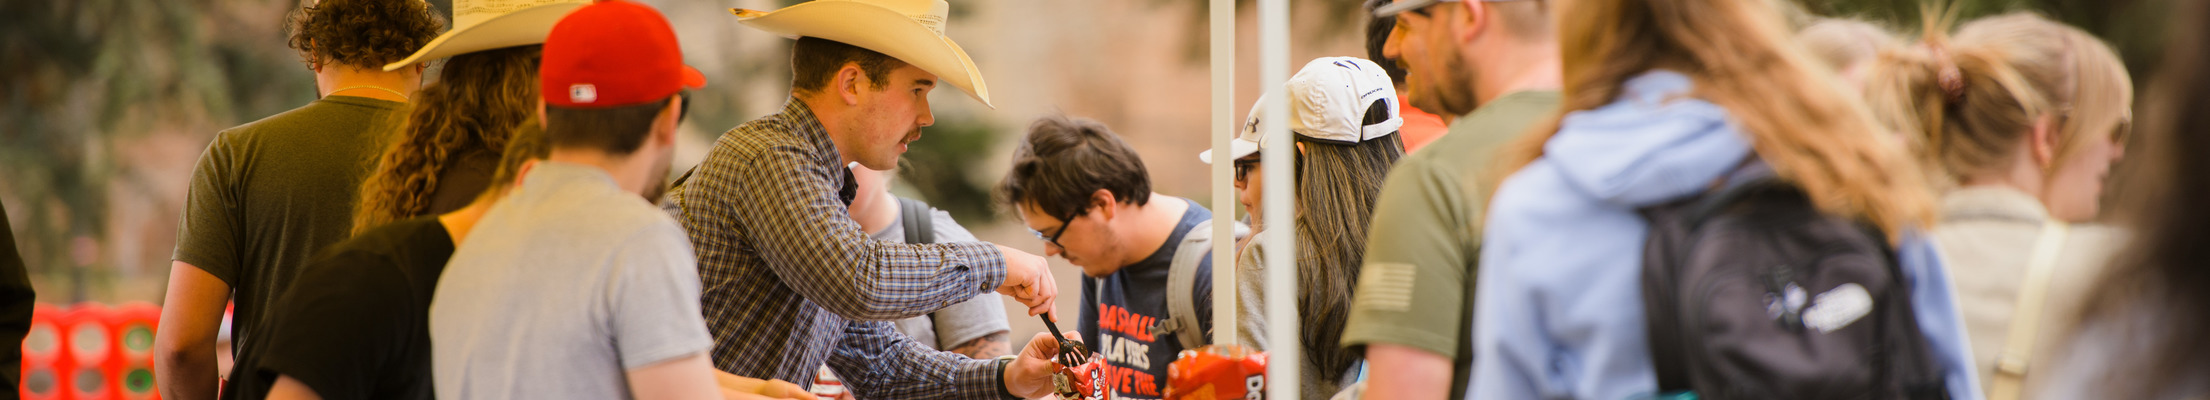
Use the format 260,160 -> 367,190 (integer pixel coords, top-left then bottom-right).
994,246 -> 1057,316
1002,332 -> 1068,399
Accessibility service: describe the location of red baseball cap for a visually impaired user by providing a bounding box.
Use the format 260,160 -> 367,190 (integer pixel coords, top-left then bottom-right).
541,0 -> 706,108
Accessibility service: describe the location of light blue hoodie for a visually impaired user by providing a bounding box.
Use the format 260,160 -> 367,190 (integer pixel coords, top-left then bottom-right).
1469,71 -> 1982,400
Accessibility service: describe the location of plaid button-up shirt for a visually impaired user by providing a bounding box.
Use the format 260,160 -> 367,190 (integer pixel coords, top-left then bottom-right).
665,99 -> 1011,399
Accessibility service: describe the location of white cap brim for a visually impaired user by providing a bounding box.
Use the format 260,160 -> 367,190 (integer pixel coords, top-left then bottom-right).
1198,137 -> 1262,164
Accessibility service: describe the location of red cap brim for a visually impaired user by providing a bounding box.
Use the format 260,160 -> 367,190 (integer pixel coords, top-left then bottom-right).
681,65 -> 706,89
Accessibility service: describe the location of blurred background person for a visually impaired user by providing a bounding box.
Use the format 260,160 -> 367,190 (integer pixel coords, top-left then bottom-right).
2040,1 -> 2210,398
1206,56 -> 1405,399
1798,18 -> 1897,91
1473,0 -> 1970,398
1863,12 -> 2134,400
155,0 -> 442,398
1363,0 -> 1451,153
847,164 -> 1014,360
1344,0 -> 1562,398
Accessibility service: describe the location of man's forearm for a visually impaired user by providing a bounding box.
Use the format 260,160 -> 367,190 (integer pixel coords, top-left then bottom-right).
1361,343 -> 1454,400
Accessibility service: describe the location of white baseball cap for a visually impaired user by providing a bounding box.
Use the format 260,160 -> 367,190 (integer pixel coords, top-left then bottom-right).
1200,57 -> 1403,164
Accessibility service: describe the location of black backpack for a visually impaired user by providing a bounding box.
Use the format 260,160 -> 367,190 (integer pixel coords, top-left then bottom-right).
1637,161 -> 1948,400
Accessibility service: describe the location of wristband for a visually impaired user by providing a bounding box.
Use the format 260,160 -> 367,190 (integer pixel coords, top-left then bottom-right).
995,355 -> 1022,400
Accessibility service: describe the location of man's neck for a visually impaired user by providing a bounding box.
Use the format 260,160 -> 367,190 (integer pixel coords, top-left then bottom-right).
1472,42 -> 1563,107
1115,193 -> 1191,267
547,149 -> 650,196
317,64 -> 417,102
794,93 -> 862,166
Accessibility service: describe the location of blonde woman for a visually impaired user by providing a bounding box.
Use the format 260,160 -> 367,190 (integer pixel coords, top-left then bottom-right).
1862,13 -> 2133,400
1469,0 -> 1973,398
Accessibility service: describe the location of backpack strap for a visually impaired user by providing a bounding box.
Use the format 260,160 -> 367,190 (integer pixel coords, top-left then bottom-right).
1987,220 -> 2069,400
1157,220 -> 1215,351
1153,217 -> 1251,351
895,197 -> 935,244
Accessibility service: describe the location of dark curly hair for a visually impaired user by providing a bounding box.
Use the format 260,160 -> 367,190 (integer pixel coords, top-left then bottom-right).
286,0 -> 445,69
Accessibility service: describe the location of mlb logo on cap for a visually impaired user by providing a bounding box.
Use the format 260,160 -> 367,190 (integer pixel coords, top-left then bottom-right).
541,0 -> 705,108
569,84 -> 598,104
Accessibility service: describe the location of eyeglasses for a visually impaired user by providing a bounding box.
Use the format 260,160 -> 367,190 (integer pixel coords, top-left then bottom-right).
1030,218 -> 1074,249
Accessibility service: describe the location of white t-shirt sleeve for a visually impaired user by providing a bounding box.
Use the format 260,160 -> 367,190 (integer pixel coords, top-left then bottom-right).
609,222 -> 716,370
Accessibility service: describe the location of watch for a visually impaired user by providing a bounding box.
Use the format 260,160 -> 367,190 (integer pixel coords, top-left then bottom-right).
995,355 -> 1022,400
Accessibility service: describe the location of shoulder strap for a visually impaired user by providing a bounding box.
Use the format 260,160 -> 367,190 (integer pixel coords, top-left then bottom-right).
1158,219 -> 1214,351
1987,220 -> 2069,400
896,197 -> 934,244
1449,241 -> 1480,397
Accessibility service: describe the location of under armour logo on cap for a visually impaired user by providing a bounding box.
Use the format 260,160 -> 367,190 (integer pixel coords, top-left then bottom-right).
570,84 -> 597,104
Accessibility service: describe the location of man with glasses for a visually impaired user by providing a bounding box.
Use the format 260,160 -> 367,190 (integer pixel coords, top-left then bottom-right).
1340,0 -> 1560,398
999,115 -> 1231,400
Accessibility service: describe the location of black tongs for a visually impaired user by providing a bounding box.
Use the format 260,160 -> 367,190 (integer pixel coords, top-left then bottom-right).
1040,312 -> 1090,367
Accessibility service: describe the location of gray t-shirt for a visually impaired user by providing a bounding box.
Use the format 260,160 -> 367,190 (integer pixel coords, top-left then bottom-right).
873,202 -> 1011,352
430,162 -> 713,400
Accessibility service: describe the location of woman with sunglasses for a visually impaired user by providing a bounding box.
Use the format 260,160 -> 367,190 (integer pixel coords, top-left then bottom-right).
1205,56 -> 1406,399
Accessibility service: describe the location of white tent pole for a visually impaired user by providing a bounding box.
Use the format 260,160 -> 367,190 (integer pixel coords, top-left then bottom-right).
1207,0 -> 1238,349
1258,0 -> 1298,398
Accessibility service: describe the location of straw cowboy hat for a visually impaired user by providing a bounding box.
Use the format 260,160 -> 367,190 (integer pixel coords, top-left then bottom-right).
382,0 -> 589,71
731,0 -> 994,109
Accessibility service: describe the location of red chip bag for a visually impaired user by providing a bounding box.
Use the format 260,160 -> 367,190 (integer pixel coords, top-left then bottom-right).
1165,344 -> 1269,400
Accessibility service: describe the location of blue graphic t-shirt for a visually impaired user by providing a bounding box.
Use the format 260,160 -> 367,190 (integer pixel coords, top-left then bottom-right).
1079,199 -> 1213,400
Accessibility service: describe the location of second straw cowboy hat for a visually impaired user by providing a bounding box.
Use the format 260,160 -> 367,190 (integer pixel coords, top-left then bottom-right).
382,0 -> 590,71
731,0 -> 994,109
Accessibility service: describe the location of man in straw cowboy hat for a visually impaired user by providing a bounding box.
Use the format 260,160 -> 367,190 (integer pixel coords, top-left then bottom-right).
425,1 -> 805,399
661,0 -> 1063,398
157,0 -> 440,398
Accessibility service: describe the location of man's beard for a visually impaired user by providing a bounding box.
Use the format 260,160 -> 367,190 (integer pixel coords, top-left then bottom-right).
1409,36 -> 1481,116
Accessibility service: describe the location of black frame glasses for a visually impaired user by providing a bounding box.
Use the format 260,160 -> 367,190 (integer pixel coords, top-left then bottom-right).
1031,215 -> 1077,249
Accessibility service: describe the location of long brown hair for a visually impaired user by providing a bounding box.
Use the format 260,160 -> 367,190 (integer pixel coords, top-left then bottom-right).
1491,0 -> 1936,239
352,45 -> 541,235
1288,133 -> 1402,382
1863,12 -> 2133,188
2072,0 -> 2210,396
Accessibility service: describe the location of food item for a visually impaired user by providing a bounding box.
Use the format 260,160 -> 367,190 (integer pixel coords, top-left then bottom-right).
1165,345 -> 1268,400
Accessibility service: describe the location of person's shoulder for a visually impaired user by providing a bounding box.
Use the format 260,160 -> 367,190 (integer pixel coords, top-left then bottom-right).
300,218 -> 444,288
714,112 -> 807,156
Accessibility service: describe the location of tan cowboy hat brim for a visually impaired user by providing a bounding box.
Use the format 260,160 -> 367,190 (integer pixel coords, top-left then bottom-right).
733,3 -> 994,109
383,2 -> 584,71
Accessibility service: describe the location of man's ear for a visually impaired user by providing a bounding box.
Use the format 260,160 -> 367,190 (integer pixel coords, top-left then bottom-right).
653,95 -> 682,147
1089,189 -> 1119,220
535,100 -> 549,129
835,62 -> 867,106
1455,0 -> 1489,44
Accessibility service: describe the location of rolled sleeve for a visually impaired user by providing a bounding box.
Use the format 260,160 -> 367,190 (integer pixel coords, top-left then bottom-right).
713,144 -> 1003,321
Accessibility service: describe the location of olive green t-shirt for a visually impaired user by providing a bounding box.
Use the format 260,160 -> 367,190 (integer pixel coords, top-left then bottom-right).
1340,90 -> 1560,358
171,95 -> 401,386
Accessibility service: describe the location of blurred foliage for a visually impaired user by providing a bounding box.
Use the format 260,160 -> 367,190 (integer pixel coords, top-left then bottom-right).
896,114 -> 1003,225
2,0 -> 318,297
